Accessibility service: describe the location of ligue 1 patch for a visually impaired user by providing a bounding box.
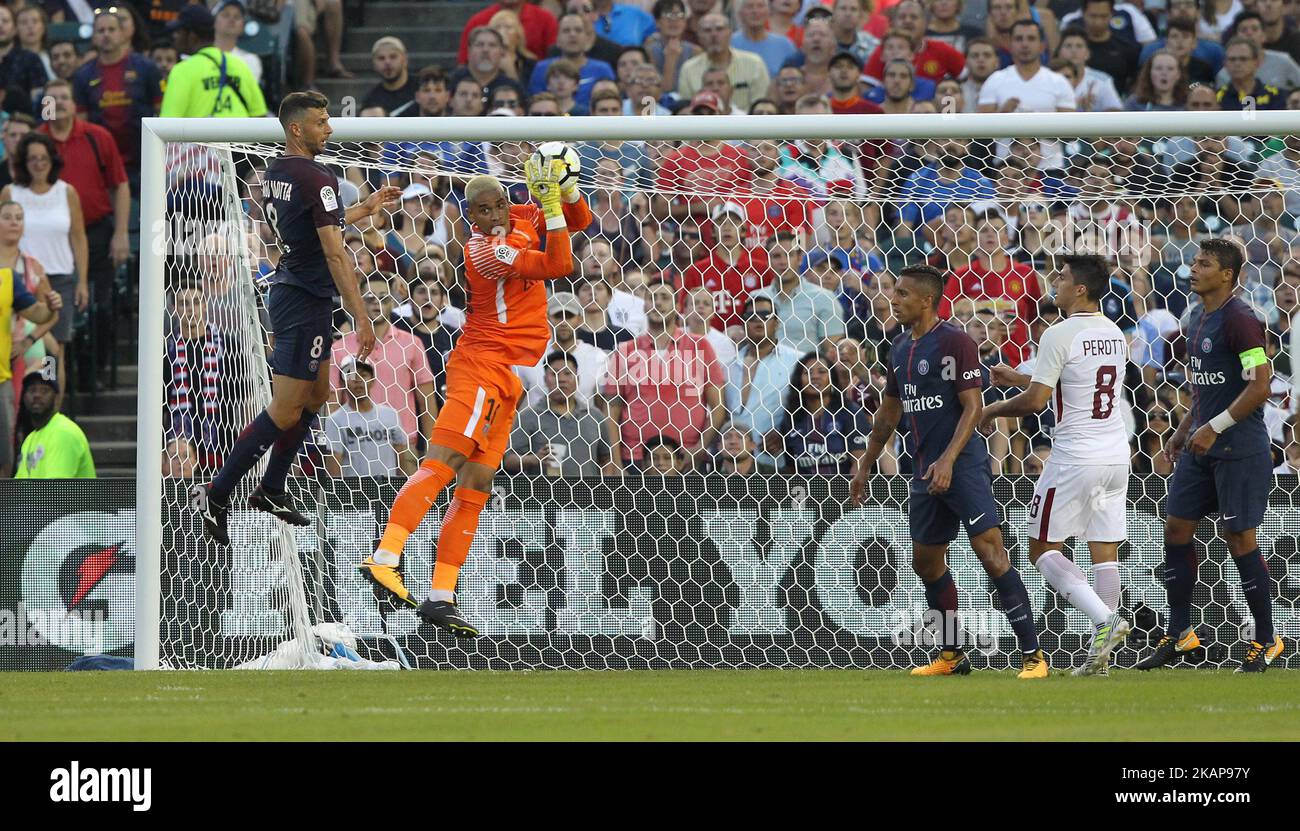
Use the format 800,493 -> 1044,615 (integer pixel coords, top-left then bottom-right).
494,244 -> 519,265
1202,337 -> 1213,353
309,359 -> 319,373
917,359 -> 929,375
320,185 -> 338,211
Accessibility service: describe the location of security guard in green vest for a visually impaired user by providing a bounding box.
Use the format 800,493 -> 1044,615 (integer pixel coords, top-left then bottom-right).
159,4 -> 268,118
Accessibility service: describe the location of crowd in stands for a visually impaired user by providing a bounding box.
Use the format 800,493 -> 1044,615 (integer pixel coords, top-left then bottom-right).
219,0 -> 1299,482
10,0 -> 1300,481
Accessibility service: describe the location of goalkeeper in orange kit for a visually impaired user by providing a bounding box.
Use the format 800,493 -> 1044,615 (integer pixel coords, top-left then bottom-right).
357,150 -> 591,636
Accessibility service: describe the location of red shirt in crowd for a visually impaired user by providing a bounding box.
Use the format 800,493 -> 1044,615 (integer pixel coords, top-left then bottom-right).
863,38 -> 966,83
656,143 -> 754,217
737,178 -> 812,250
39,119 -> 127,227
678,248 -> 772,332
940,259 -> 1043,364
604,329 -> 724,462
457,3 -> 558,66
830,96 -> 884,115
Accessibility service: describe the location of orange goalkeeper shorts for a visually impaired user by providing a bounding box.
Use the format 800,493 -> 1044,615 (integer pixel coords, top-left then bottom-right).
430,350 -> 523,469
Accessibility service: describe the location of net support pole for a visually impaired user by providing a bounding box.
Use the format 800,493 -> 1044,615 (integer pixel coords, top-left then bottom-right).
134,123 -> 165,670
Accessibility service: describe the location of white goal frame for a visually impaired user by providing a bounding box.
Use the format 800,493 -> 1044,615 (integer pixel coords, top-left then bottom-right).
134,110 -> 1300,669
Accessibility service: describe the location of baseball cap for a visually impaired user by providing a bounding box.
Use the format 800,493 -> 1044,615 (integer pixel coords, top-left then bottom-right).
166,4 -> 215,33
829,50 -> 861,70
339,356 -> 374,377
710,201 -> 746,223
401,182 -> 432,201
488,107 -> 517,117
214,0 -> 247,15
23,365 -> 59,394
800,249 -> 851,274
548,292 -> 584,317
371,36 -> 406,56
689,91 -> 725,114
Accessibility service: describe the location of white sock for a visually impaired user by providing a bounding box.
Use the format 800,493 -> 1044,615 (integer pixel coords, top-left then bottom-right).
428,589 -> 454,603
1093,561 -> 1121,612
372,550 -> 400,566
1034,551 -> 1111,626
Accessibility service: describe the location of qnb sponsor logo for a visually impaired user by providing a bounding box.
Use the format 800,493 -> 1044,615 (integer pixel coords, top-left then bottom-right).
50,762 -> 151,812
901,395 -> 945,413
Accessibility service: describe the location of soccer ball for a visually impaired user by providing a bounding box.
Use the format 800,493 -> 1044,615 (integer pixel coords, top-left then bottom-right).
532,141 -> 581,189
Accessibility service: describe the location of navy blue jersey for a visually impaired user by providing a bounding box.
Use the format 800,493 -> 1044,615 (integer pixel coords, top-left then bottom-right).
885,321 -> 989,480
263,155 -> 344,298
1186,296 -> 1269,459
784,406 -> 870,475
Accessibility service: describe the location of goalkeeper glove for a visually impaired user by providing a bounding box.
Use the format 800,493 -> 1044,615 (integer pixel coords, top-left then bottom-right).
525,156 -> 566,230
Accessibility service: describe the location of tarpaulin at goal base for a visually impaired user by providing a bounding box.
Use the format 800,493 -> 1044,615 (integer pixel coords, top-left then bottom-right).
1,477 -> 1296,670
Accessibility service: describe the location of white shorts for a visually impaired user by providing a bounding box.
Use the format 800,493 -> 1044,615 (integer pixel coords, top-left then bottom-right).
1026,461 -> 1128,543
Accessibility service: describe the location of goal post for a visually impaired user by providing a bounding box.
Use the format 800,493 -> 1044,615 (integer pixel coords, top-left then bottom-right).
135,111 -> 1300,670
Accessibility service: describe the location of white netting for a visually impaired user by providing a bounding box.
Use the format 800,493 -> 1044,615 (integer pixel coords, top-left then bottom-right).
151,123 -> 1299,670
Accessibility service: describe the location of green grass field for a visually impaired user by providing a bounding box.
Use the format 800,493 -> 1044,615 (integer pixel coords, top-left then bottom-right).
3,669 -> 1298,741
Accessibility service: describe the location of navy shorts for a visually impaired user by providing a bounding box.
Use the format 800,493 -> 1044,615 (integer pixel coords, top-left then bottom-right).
1166,450 -> 1271,533
908,463 -> 1001,546
266,283 -> 333,381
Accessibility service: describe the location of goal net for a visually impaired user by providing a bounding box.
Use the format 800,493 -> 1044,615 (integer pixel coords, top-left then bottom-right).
137,112 -> 1299,670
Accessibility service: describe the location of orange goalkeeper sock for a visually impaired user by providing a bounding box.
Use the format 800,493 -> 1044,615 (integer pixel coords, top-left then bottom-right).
430,487 -> 490,597
375,459 -> 456,562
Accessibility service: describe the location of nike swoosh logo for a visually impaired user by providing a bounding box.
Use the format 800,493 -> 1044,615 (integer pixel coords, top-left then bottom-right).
969,514 -> 985,524
1006,604 -> 1023,613
1223,515 -> 1237,520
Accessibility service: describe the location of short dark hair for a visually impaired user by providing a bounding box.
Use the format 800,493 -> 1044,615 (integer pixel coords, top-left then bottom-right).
965,36 -> 996,54
1200,238 -> 1246,281
1063,255 -> 1111,301
416,64 -> 448,89
12,132 -> 63,187
1082,0 -> 1115,10
899,263 -> 947,309
489,78 -> 526,103
644,434 -> 682,455
618,45 -> 650,64
1166,18 -> 1197,37
1057,25 -> 1088,47
5,112 -> 35,129
652,0 -> 686,17
278,91 -> 330,128
50,38 -> 78,53
545,350 -> 579,372
1010,18 -> 1044,39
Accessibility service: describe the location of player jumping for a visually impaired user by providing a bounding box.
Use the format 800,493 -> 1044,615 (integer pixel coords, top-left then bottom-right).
1135,238 -> 1285,672
851,264 -> 1047,678
356,154 -> 592,636
193,91 -> 401,543
981,255 -> 1131,676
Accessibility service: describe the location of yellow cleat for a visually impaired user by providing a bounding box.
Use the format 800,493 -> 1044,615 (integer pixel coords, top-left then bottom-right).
1018,649 -> 1049,679
1265,636 -> 1285,666
357,557 -> 418,608
911,650 -> 972,676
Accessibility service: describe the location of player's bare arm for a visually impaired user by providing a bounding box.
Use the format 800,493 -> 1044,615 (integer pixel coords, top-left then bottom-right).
981,382 -> 1053,432
317,223 -> 374,361
1189,358 -> 1272,455
344,185 -> 402,226
989,364 -> 1031,388
927,387 -> 983,495
18,285 -> 63,323
850,395 -> 901,505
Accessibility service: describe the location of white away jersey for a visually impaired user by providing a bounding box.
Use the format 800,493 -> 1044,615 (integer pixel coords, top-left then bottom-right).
1030,312 -> 1130,466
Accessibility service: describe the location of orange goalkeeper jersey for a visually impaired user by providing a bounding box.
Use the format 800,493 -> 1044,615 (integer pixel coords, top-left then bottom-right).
457,198 -> 592,366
